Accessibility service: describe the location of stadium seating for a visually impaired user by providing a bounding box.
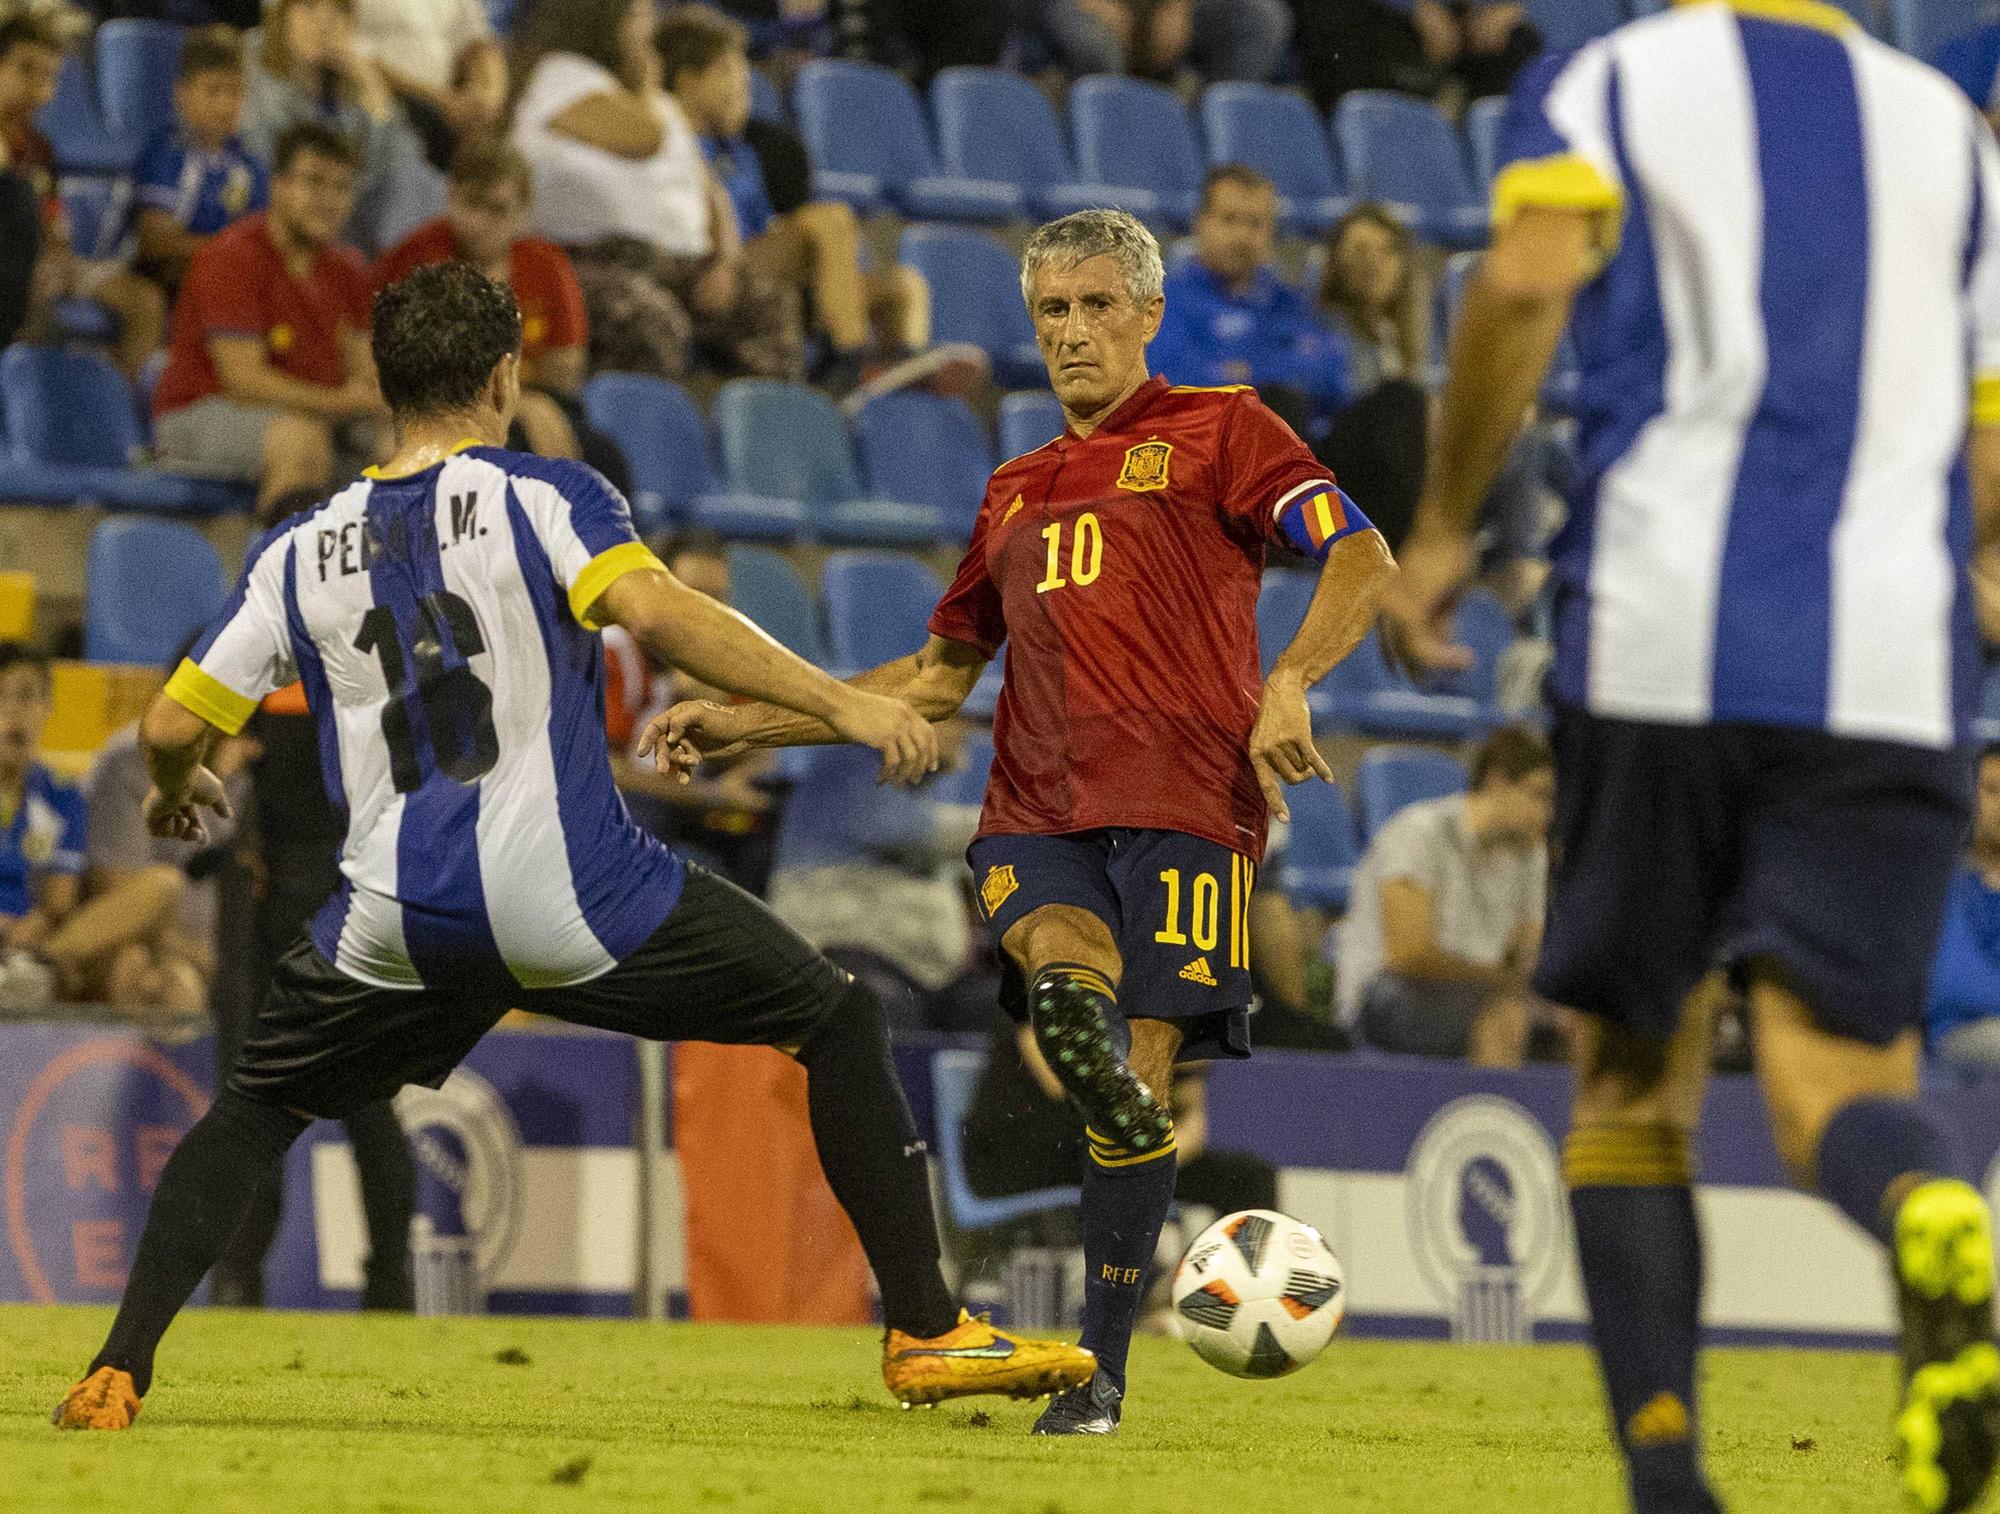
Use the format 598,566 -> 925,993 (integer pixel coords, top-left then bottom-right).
1446,587 -> 1516,716
1278,776 -> 1361,912
998,390 -> 1064,460
818,550 -> 942,672
748,66 -> 787,125
95,19 -> 184,143
1896,0 -> 1988,62
933,726 -> 995,808
83,517 -> 225,665
1356,745 -> 1470,842
961,651 -> 1005,720
1523,0 -> 1626,49
1199,83 -> 1348,234
1463,96 -> 1506,197
898,227 -> 1044,387
1332,92 -> 1487,249
725,544 -> 825,665
1068,75 -> 1205,228
35,53 -> 135,175
60,177 -> 124,260
929,67 -> 1119,221
791,59 -> 1018,222
851,390 -> 992,541
713,380 -> 947,544
931,1047 -> 1081,1233
0,346 -> 246,513
1978,663 -> 2000,743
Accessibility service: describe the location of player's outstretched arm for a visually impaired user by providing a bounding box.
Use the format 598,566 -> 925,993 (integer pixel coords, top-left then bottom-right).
595,565 -> 941,785
137,693 -> 234,845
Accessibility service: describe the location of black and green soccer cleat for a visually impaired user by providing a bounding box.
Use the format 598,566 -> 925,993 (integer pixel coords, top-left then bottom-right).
1894,1178 -> 2000,1514
1028,973 -> 1172,1156
1030,1374 -> 1122,1436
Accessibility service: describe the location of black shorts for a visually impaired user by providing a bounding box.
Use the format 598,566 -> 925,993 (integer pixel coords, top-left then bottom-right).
968,828 -> 1257,1061
1534,707 -> 1973,1046
228,865 -> 846,1117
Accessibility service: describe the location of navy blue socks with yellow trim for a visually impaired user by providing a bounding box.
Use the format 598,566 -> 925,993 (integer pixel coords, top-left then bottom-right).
1078,1118 -> 1178,1397
1815,1096 -> 1952,1245
1565,1123 -> 1720,1514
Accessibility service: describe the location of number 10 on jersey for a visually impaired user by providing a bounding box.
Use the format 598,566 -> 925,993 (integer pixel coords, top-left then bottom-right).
1036,512 -> 1103,594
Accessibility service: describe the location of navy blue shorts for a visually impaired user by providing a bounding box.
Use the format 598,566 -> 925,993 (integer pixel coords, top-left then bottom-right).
1534,707 -> 1973,1046
968,828 -> 1257,1060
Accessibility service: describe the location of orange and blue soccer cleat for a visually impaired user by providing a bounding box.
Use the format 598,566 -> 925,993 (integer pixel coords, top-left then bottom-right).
882,1310 -> 1095,1408
52,1366 -> 140,1430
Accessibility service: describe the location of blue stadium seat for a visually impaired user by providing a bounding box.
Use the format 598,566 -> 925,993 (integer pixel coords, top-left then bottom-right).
898,226 -> 1044,387
792,59 -> 1018,221
35,54 -> 135,175
1199,83 -> 1348,234
1979,663 -> 2000,743
933,727 -> 994,808
819,550 -> 943,672
725,544 -> 824,664
929,67 -> 1115,221
931,1048 -> 1080,1233
1278,776 -> 1361,912
1463,96 -> 1506,196
749,66 -> 787,124
1522,0 -> 1626,48
998,390 -> 1064,460
95,20 -> 184,142
0,346 -> 246,513
1897,0 -> 1991,62
1069,75 -> 1205,228
60,177 -> 125,260
1445,588 -> 1515,716
1356,745 -> 1469,842
580,371 -> 801,539
1332,92 -> 1486,249
83,517 -> 225,665
961,651 -> 1005,720
852,390 -> 992,541
713,380 -> 946,545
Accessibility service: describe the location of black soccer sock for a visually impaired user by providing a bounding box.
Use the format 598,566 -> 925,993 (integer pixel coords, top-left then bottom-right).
1565,1124 -> 1719,1514
797,977 -> 959,1338
343,1099 -> 417,1311
1077,1120 -> 1179,1398
1816,1095 -> 1953,1245
91,1090 -> 310,1396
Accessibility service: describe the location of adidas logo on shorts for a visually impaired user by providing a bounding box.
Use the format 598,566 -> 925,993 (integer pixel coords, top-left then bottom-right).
1178,956 -> 1218,987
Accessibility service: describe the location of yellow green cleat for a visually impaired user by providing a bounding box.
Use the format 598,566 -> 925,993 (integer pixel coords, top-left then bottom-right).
1894,1179 -> 2000,1514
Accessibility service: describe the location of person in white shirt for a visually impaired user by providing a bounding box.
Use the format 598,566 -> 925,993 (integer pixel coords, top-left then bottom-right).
353,0 -> 506,169
506,0 -> 802,382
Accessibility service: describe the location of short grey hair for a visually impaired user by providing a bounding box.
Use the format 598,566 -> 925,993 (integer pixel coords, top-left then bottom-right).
1020,208 -> 1166,309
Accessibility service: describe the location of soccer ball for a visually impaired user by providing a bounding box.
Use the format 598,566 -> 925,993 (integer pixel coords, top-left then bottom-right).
1170,1209 -> 1346,1378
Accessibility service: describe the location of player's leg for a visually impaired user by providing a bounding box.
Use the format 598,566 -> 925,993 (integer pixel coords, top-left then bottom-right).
55,943 -> 501,1428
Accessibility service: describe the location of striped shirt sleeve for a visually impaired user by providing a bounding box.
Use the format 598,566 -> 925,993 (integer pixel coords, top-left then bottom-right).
165,532 -> 298,736
508,458 -> 666,631
1492,44 -> 1625,252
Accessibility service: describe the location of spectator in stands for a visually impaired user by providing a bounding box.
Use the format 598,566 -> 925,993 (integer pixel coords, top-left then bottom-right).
1291,0 -> 1541,110
0,105 -> 38,349
1336,726 -> 1554,1067
1019,0 -> 1292,84
0,642 -> 82,1011
509,0 -> 804,382
373,135 -> 590,462
0,1 -> 166,377
828,0 -> 1010,80
130,25 -> 269,297
353,0 -> 506,170
659,5 -> 935,393
1928,746 -> 2000,1070
241,0 -> 430,254
151,122 -> 387,515
1147,164 -> 1349,430
1314,203 -> 1429,549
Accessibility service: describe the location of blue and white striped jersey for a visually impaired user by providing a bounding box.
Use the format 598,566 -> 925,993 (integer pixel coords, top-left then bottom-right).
1495,0 -> 2000,749
166,444 -> 684,991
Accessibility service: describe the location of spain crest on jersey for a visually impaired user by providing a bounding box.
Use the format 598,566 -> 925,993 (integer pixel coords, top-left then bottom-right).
1116,440 -> 1172,493
980,863 -> 1019,918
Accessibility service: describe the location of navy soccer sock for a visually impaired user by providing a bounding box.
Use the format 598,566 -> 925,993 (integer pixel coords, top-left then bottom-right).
92,1089 -> 310,1396
1816,1096 -> 1953,1245
1077,1119 -> 1179,1398
1565,1124 -> 1718,1514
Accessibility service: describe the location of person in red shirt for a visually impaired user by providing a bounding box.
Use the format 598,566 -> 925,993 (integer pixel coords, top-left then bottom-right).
373,133 -> 591,461
152,120 -> 387,515
657,207 -> 1396,1433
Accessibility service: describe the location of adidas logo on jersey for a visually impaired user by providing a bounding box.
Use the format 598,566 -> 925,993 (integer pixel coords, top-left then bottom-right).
1178,956 -> 1217,987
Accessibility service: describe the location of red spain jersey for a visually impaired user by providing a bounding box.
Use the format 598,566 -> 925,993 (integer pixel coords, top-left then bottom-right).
929,376 -> 1370,860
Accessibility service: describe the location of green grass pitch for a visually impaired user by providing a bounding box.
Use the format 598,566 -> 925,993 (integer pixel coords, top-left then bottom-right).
1,1305 -> 1917,1513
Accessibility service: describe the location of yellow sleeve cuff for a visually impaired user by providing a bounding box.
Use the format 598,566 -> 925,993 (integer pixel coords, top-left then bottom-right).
569,540 -> 667,630
1492,152 -> 1625,254
1974,372 -> 2000,427
164,658 -> 258,736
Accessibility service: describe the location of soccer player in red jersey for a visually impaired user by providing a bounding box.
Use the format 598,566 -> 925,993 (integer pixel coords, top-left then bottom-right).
657,208 -> 1396,1434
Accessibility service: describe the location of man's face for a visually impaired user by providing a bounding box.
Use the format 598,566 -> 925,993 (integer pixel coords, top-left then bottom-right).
1193,179 -> 1277,286
270,148 -> 358,246
670,550 -> 730,604
1485,766 -> 1555,845
0,663 -> 51,768
675,50 -> 750,137
1976,755 -> 2000,853
446,178 -> 526,268
175,68 -> 245,147
0,41 -> 60,128
1028,254 -> 1164,418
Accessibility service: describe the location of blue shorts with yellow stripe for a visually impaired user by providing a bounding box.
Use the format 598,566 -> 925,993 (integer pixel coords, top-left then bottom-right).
967,827 -> 1256,1061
